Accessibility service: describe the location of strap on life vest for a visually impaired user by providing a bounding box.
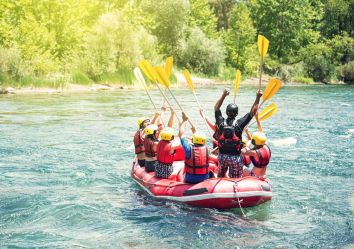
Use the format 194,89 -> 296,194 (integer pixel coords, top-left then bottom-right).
185,145 -> 209,175
252,144 -> 271,168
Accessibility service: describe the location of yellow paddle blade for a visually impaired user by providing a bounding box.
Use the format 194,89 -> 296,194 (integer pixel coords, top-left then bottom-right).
133,67 -> 148,91
155,66 -> 171,88
261,78 -> 282,105
183,69 -> 195,93
259,102 -> 278,122
258,34 -> 269,58
234,70 -> 241,97
138,60 -> 158,82
165,56 -> 173,79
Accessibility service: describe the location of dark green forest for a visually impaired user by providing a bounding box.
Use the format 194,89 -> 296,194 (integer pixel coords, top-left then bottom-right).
0,0 -> 353,88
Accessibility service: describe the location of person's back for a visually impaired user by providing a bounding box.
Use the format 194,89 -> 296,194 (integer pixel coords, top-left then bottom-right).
134,117 -> 150,167
155,128 -> 178,179
183,133 -> 210,184
243,132 -> 271,178
144,124 -> 159,173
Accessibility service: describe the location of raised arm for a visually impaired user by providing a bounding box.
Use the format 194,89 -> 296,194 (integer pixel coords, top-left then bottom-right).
244,126 -> 252,140
255,111 -> 264,132
214,88 -> 229,111
249,89 -> 263,117
178,112 -> 189,138
199,109 -> 216,131
168,108 -> 174,128
150,111 -> 160,125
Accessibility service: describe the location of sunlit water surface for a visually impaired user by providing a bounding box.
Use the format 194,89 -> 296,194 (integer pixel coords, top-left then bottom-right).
0,85 -> 353,248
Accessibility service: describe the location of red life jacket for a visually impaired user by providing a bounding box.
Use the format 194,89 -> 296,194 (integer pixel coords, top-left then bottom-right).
157,140 -> 175,164
250,144 -> 271,168
241,147 -> 251,166
134,130 -> 145,154
218,119 -> 242,154
185,145 -> 209,175
144,137 -> 157,158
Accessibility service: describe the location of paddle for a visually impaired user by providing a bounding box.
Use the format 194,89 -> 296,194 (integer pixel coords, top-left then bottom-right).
133,67 -> 157,111
234,70 -> 241,104
138,60 -> 181,123
249,102 -> 278,126
154,66 -> 190,125
260,78 -> 282,107
257,34 -> 269,91
183,69 -> 212,137
165,56 -> 173,79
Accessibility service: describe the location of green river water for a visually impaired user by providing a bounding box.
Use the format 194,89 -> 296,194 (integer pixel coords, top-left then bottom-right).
0,85 -> 353,248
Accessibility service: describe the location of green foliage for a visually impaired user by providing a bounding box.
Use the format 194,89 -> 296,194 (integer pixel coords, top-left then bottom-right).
249,0 -> 320,62
326,34 -> 354,65
189,0 -> 217,38
338,61 -> 354,84
72,11 -> 157,81
72,71 -> 92,85
321,0 -> 354,38
140,0 -> 190,55
301,43 -> 334,82
224,3 -> 258,75
178,28 -> 225,75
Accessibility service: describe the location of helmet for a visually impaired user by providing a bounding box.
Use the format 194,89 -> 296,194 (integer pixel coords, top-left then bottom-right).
251,132 -> 267,146
137,117 -> 150,128
144,124 -> 158,135
242,138 -> 247,148
160,128 -> 174,141
192,132 -> 206,145
226,104 -> 238,118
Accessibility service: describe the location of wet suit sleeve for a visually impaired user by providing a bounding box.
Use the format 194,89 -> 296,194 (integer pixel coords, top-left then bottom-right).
237,113 -> 252,131
181,137 -> 191,159
214,109 -> 224,126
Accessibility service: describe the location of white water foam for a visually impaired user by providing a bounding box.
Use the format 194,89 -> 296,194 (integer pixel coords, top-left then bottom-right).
270,137 -> 297,147
348,129 -> 354,134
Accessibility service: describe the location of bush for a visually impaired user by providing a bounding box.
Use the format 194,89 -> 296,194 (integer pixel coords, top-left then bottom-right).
72,71 -> 92,85
178,28 -> 225,75
301,43 -> 335,82
339,61 -> 354,84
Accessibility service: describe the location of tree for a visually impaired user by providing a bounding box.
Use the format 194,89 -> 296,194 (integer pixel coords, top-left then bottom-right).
224,3 -> 257,74
189,0 -> 218,38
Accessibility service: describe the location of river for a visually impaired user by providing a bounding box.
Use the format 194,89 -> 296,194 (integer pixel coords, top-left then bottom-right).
0,85 -> 353,248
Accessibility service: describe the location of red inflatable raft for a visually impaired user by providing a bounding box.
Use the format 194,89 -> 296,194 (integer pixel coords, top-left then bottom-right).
131,146 -> 272,209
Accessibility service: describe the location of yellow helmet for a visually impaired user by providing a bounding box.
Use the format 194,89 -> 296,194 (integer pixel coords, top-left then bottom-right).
137,117 -> 150,128
160,127 -> 174,141
192,132 -> 206,145
144,124 -> 158,135
242,138 -> 247,148
251,132 -> 267,146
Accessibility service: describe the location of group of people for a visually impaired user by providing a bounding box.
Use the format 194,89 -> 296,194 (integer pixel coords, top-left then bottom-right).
133,88 -> 272,184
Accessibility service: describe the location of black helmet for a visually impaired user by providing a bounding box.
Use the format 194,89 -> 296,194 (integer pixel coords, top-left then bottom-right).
226,103 -> 238,118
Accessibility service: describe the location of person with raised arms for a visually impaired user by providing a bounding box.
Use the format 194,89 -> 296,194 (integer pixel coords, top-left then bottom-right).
214,88 -> 262,178
155,127 -> 180,179
242,111 -> 271,178
199,109 -> 220,149
134,112 -> 159,167
179,112 -> 211,184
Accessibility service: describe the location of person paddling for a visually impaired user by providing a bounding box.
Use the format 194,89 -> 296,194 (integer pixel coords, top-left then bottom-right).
242,111 -> 271,178
144,124 -> 159,172
134,113 -> 159,167
179,112 -> 211,184
215,88 -> 262,178
155,127 -> 180,179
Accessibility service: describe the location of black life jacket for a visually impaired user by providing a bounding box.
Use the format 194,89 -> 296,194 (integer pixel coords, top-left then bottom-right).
218,119 -> 242,155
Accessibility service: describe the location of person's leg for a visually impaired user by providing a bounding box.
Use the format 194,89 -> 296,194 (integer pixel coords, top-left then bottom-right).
217,154 -> 228,177
228,155 -> 244,178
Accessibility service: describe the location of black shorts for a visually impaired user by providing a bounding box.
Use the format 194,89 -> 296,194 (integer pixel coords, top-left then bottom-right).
138,159 -> 145,167
145,160 -> 157,173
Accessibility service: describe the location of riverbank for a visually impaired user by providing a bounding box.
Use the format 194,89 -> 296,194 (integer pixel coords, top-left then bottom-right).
0,72 -> 330,95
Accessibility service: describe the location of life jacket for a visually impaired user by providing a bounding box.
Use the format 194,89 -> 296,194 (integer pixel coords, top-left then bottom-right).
185,145 -> 209,175
144,137 -> 157,158
250,144 -> 271,168
218,119 -> 242,154
241,147 -> 251,166
157,140 -> 175,164
134,130 -> 145,154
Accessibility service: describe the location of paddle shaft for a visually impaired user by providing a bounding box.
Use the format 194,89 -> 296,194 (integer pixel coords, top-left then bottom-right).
166,88 -> 193,127
258,57 -> 264,91
155,83 -> 181,124
144,88 -> 157,111
193,92 -> 213,137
